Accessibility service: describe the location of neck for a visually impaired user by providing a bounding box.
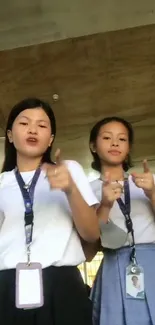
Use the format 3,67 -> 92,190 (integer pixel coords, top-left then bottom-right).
101,164 -> 124,181
16,154 -> 42,172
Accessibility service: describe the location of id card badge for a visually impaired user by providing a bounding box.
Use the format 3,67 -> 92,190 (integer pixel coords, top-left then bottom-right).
126,264 -> 145,299
16,262 -> 44,309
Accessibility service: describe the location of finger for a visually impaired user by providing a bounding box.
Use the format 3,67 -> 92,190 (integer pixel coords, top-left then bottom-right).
112,182 -> 123,190
115,192 -> 122,200
41,162 -> 51,172
131,174 -> 139,185
131,172 -> 145,180
104,172 -> 111,185
55,148 -> 62,165
41,163 -> 58,176
132,177 -> 146,188
131,172 -> 136,178
131,172 -> 143,179
143,159 -> 150,173
113,187 -> 123,195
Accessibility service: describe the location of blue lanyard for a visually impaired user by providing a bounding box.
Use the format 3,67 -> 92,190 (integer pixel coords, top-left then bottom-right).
15,168 -> 41,248
117,179 -> 136,263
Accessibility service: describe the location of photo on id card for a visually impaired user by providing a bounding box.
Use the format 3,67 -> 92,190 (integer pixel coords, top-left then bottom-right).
126,265 -> 145,299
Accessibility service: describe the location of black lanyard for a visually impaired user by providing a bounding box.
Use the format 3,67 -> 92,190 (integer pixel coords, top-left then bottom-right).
15,168 -> 41,263
117,178 -> 136,263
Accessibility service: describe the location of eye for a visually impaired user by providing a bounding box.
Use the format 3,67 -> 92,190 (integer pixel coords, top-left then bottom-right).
103,136 -> 111,140
120,138 -> 127,141
19,122 -> 28,126
39,125 -> 47,128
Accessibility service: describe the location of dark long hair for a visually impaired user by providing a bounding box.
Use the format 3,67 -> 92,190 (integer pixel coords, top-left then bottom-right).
89,116 -> 134,172
2,98 -> 56,172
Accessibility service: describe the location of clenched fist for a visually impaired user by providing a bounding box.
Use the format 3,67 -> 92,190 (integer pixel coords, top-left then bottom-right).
101,172 -> 123,208
42,149 -> 74,194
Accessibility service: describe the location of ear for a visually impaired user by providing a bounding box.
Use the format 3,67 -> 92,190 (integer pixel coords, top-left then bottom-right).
7,130 -> 13,143
48,134 -> 54,147
89,142 -> 96,153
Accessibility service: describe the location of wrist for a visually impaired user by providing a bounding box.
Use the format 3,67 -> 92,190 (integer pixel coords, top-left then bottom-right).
146,187 -> 155,201
99,202 -> 111,211
150,188 -> 155,203
97,203 -> 111,224
65,182 -> 77,196
100,199 -> 113,209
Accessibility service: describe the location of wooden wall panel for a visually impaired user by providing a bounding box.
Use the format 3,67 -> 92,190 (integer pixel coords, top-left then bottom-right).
0,24 -> 155,173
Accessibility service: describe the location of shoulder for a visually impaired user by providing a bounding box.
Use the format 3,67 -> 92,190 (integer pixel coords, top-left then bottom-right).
64,160 -> 86,178
64,160 -> 99,205
90,178 -> 101,187
64,159 -> 90,184
90,178 -> 102,201
0,170 -> 15,188
64,160 -> 83,170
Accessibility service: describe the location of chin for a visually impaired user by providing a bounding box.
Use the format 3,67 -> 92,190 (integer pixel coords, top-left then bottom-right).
20,149 -> 43,158
108,159 -> 123,166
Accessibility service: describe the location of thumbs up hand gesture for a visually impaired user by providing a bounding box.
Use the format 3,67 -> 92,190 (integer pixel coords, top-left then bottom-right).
131,160 -> 155,199
102,172 -> 123,208
42,149 -> 74,194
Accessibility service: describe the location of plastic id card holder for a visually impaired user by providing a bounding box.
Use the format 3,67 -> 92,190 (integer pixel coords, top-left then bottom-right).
126,263 -> 145,300
16,262 -> 44,309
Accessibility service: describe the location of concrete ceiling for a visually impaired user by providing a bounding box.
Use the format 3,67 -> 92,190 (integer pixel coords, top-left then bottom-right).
0,0 -> 155,50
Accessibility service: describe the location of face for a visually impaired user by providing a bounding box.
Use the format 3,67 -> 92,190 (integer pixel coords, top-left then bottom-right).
92,121 -> 130,167
7,108 -> 54,159
132,277 -> 138,286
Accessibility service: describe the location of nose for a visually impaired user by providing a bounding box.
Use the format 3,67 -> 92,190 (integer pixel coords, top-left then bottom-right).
111,139 -> 119,147
112,142 -> 118,147
28,123 -> 38,134
111,136 -> 119,147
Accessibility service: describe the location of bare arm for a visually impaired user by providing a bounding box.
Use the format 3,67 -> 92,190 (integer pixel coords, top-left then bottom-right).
81,238 -> 102,262
81,175 -> 123,261
132,161 -> 155,214
80,204 -> 111,261
96,204 -> 111,224
67,184 -> 100,242
148,189 -> 155,214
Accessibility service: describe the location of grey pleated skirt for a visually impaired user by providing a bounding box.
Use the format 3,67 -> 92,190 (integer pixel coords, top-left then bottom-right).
91,244 -> 155,325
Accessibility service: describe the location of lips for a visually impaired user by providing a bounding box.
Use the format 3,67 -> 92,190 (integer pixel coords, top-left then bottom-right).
108,150 -> 121,156
26,137 -> 38,145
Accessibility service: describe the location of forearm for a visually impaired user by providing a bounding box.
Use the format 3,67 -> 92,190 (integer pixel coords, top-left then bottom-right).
67,184 -> 100,242
146,188 -> 155,214
97,203 -> 111,223
81,204 -> 111,261
81,239 -> 101,262
150,193 -> 155,214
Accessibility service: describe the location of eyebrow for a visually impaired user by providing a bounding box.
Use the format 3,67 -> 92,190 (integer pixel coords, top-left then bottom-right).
99,131 -> 127,136
18,116 -> 49,123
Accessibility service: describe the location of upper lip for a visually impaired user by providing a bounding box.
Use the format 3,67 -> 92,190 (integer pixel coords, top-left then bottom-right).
26,137 -> 38,142
108,149 -> 121,153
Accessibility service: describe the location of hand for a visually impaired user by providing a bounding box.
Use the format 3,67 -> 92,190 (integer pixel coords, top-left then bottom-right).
131,160 -> 155,199
42,149 -> 74,193
101,172 -> 123,208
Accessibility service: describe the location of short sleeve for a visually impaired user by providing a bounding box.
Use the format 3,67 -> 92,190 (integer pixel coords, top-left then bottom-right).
90,178 -> 102,202
0,173 -> 5,230
65,160 -> 99,206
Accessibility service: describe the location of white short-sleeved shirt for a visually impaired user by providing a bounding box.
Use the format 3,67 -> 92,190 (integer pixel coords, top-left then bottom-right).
0,160 -> 98,270
91,176 -> 155,245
